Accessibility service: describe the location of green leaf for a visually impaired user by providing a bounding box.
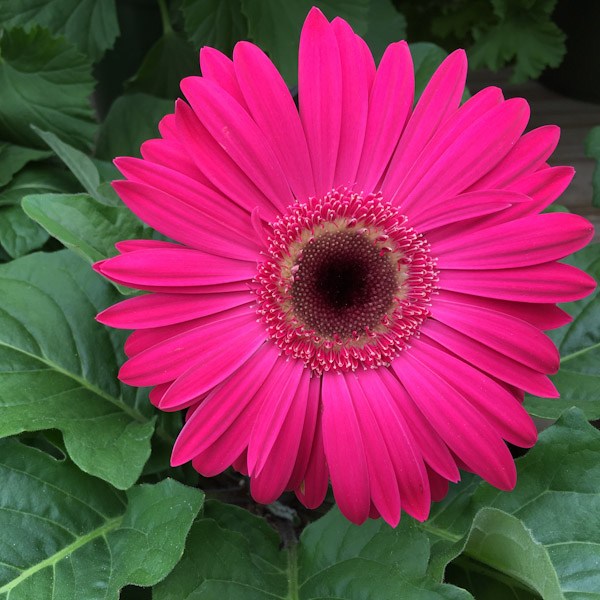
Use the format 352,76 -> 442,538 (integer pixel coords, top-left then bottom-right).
0,0 -> 119,61
469,0 -> 566,82
22,192 -> 152,264
0,163 -> 79,207
0,143 -> 50,187
126,33 -> 198,100
155,500 -> 473,599
0,27 -> 97,150
183,0 -> 247,57
363,0 -> 407,63
584,126 -> 600,208
242,0 -> 369,84
422,409 -> 600,599
96,93 -> 175,160
32,127 -> 110,204
0,250 -> 159,488
0,205 -> 49,258
525,243 -> 600,420
0,438 -> 203,599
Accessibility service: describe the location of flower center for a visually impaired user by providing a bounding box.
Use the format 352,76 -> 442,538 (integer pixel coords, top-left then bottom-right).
254,189 -> 437,373
291,231 -> 398,338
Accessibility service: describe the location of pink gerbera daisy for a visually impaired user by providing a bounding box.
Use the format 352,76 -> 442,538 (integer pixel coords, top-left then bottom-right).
94,8 -> 595,526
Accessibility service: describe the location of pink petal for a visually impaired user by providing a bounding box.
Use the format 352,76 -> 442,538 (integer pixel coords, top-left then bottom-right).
382,49 -> 468,199
427,466 -> 450,502
174,98 -> 278,220
171,344 -> 280,465
288,376 -> 321,490
112,180 -> 260,261
433,213 -> 594,269
321,371 -> 370,525
410,190 -> 517,232
299,7 -> 342,197
119,305 -> 262,386
140,138 -> 208,184
436,290 -> 572,331
377,367 -> 459,482
344,372 -> 402,526
250,366 -> 309,503
157,112 -> 177,139
355,370 -> 431,522
96,290 -> 252,329
199,47 -> 248,110
397,98 -> 530,212
95,247 -> 256,288
115,157 -> 256,240
330,18 -> 370,188
438,261 -> 597,303
234,41 -> 315,201
248,360 -> 305,476
421,319 -> 559,397
410,338 -> 538,447
469,125 -> 560,190
354,41 -> 413,194
181,76 -> 292,213
114,239 -> 186,253
392,350 -> 517,490
295,405 -> 329,510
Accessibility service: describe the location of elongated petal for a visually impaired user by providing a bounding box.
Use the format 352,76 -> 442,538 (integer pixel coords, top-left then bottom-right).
410,338 -> 538,447
345,372 -> 402,526
393,350 -> 517,490
95,247 -> 256,288
321,371 -> 370,524
235,41 -> 315,201
354,41 -> 413,193
331,18 -> 370,188
438,261 -> 596,303
200,47 -> 248,109
119,306 -> 262,386
171,344 -> 280,465
299,7 -> 342,196
421,320 -> 559,397
182,76 -> 293,212
382,49 -> 468,199
433,213 -> 594,269
97,290 -> 252,329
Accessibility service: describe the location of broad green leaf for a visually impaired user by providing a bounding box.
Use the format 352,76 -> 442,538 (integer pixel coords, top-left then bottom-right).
242,0 -> 369,84
183,0 -> 247,57
32,127 -> 109,204
469,0 -> 566,82
0,0 -> 119,61
0,205 -> 49,258
0,27 -> 96,150
422,409 -> 600,599
155,500 -> 473,599
363,0 -> 407,63
0,163 -> 78,207
0,250 -> 159,488
525,243 -> 600,419
22,192 -> 153,264
584,126 -> 600,208
0,143 -> 50,187
96,93 -> 175,160
0,438 -> 203,599
126,32 -> 198,100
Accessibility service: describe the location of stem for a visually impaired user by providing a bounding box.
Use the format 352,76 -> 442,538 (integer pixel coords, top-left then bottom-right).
157,0 -> 173,35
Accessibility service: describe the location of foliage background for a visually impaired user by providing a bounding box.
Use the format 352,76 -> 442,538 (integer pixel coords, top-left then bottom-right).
0,0 -> 598,598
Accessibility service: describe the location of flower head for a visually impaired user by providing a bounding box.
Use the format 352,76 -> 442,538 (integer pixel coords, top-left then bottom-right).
94,8 -> 595,526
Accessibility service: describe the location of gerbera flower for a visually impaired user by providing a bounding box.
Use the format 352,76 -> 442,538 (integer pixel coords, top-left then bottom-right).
94,7 -> 595,526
